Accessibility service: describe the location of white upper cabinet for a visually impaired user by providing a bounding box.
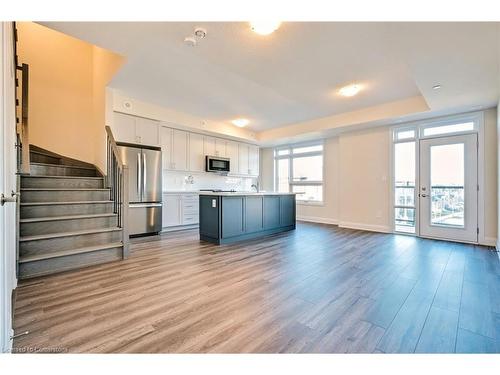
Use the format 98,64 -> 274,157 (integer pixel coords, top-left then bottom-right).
160,127 -> 173,170
215,138 -> 227,157
238,144 -> 249,175
188,132 -> 205,172
112,112 -> 159,146
226,141 -> 239,174
112,112 -> 136,144
135,117 -> 160,146
161,127 -> 188,171
248,145 -> 260,176
172,129 -> 188,171
158,125 -> 259,176
203,136 -> 216,157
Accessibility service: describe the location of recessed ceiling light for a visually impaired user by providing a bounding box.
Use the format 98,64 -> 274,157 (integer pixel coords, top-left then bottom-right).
250,21 -> 281,35
432,84 -> 442,90
338,84 -> 362,97
231,118 -> 250,127
194,27 -> 207,39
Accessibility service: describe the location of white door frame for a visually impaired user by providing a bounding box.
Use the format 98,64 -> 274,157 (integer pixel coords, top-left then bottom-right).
390,110 -> 486,245
1,21 -> 18,353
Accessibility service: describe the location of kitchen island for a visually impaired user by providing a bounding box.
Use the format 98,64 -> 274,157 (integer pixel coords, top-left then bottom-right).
199,192 -> 297,244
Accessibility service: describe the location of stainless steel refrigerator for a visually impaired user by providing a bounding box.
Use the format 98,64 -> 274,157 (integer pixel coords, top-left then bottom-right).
117,143 -> 162,236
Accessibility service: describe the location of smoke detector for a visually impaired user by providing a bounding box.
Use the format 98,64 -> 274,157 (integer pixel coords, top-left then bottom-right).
194,27 -> 207,39
184,36 -> 197,47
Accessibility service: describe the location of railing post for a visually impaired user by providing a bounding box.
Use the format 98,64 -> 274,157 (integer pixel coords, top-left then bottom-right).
122,165 -> 130,259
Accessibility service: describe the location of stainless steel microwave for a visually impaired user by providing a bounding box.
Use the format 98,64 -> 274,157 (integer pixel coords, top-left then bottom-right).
206,155 -> 230,173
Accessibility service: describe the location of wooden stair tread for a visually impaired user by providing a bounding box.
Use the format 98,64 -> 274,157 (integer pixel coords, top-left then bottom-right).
21,200 -> 113,206
22,175 -> 103,180
19,242 -> 123,263
30,162 -> 96,170
20,213 -> 117,223
20,227 -> 122,242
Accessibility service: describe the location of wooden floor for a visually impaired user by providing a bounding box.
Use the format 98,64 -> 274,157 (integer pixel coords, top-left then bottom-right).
12,222 -> 500,353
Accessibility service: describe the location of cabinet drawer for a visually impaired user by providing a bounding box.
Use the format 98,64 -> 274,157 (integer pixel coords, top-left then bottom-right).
183,206 -> 199,215
182,195 -> 199,202
182,213 -> 199,224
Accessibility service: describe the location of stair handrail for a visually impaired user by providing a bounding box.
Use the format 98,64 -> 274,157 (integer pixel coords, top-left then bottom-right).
14,22 -> 30,175
105,126 -> 130,258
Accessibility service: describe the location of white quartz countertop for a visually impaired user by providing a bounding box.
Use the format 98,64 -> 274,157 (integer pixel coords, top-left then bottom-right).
198,191 -> 298,196
163,190 -> 200,194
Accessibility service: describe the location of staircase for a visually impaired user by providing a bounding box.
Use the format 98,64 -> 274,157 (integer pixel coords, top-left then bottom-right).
18,146 -> 125,279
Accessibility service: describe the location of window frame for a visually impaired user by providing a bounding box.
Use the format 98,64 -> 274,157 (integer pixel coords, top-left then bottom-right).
274,140 -> 325,205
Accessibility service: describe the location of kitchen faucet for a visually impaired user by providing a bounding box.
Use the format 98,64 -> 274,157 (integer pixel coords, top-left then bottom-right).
251,181 -> 259,192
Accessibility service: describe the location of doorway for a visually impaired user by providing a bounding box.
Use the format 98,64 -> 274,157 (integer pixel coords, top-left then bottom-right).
392,114 -> 482,244
419,134 -> 478,243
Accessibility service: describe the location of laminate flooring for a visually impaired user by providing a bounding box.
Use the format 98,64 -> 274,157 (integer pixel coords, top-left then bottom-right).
12,222 -> 500,353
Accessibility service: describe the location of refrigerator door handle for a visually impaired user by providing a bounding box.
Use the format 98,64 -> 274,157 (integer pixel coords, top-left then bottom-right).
143,152 -> 147,195
137,153 -> 141,197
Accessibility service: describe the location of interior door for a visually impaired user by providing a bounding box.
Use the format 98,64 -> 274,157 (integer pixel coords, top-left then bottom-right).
419,134 -> 477,243
141,148 -> 162,203
118,145 -> 142,203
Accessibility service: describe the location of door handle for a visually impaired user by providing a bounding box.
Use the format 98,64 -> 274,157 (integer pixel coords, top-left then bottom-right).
421,194 -> 428,198
1,191 -> 18,206
137,153 -> 141,195
143,152 -> 147,194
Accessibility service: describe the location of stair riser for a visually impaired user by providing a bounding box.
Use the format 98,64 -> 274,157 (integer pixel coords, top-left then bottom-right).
21,216 -> 118,236
30,164 -> 97,177
19,246 -> 123,279
20,230 -> 123,257
21,177 -> 104,189
21,190 -> 110,203
29,153 -> 61,165
21,203 -> 114,218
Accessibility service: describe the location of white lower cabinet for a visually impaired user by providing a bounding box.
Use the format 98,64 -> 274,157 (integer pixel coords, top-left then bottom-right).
162,193 -> 199,228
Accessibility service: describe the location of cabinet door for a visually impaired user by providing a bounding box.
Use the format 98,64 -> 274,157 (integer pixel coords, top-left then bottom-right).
238,144 -> 249,175
264,196 -> 280,229
280,195 -> 295,227
222,197 -> 244,238
245,196 -> 263,233
249,145 -> 260,176
112,112 -> 137,143
215,138 -> 226,157
135,117 -> 159,146
203,136 -> 216,156
188,132 -> 205,172
226,141 -> 239,174
162,195 -> 181,227
172,129 -> 188,171
160,127 -> 172,170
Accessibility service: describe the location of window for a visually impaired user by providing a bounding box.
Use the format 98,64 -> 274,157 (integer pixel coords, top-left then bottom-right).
274,142 -> 324,203
422,122 -> 474,137
394,141 -> 416,233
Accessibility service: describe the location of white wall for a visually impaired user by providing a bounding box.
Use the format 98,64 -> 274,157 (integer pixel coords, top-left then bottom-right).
261,108 -> 498,242
1,22 -> 18,353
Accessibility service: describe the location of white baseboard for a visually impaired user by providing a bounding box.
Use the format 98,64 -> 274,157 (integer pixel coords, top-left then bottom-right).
480,236 -> 497,248
296,216 -> 338,225
338,221 -> 391,234
161,224 -> 199,233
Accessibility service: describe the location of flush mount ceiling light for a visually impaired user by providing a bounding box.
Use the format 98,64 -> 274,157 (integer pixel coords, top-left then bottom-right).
250,21 -> 281,35
432,84 -> 442,90
231,118 -> 250,127
338,84 -> 362,97
194,27 -> 207,38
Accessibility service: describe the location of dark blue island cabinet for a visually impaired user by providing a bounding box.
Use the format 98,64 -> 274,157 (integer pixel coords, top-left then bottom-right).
199,193 -> 296,244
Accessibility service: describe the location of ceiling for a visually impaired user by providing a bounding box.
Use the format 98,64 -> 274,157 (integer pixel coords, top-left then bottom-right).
41,22 -> 500,137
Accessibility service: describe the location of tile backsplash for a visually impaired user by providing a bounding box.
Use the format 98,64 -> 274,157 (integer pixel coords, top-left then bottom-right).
163,171 -> 257,192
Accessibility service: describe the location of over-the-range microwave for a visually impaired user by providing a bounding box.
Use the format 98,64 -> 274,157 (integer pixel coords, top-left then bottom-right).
205,155 -> 230,173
